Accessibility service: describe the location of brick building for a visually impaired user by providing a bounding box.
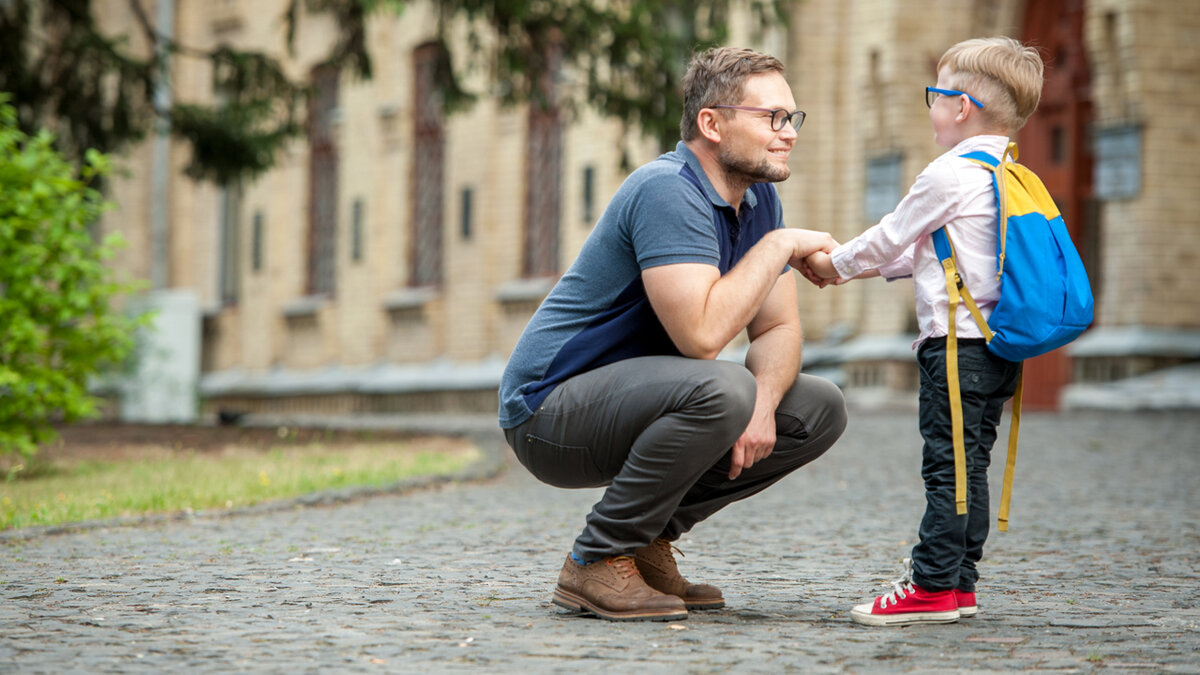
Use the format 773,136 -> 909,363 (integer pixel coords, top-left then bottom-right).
93,0 -> 1200,421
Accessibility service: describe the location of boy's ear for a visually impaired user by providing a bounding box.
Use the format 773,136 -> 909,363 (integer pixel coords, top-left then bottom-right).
955,94 -> 975,123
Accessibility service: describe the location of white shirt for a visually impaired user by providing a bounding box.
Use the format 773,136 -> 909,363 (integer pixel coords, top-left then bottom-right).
831,135 -> 1010,348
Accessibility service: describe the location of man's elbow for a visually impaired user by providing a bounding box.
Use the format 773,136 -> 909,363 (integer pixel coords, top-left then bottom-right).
674,336 -> 725,361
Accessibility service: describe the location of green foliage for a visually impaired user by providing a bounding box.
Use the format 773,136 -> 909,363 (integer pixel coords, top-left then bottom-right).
0,0 -> 157,173
2,0 -> 786,186
0,96 -> 146,458
430,0 -> 789,152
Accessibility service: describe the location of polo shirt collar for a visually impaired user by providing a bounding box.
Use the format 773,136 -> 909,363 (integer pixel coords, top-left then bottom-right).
675,141 -> 758,211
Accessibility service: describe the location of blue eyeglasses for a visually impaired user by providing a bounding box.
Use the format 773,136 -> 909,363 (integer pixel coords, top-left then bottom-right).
926,87 -> 985,109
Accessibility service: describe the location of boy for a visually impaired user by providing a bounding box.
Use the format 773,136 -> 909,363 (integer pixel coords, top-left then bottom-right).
805,36 -> 1045,626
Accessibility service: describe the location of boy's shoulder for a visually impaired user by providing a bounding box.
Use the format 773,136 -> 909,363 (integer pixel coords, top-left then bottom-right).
919,135 -> 1010,190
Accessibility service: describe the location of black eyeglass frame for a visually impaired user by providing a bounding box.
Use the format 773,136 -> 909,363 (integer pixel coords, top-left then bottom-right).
709,105 -> 806,132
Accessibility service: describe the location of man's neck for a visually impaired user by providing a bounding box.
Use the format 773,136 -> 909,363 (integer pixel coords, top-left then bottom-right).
685,140 -> 747,212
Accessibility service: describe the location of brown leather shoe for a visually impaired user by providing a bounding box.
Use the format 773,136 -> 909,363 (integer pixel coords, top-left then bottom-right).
552,554 -> 688,621
633,539 -> 726,610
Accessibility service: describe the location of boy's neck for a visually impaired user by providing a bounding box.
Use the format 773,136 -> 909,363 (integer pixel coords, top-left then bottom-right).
961,130 -> 1013,143
944,122 -> 1013,149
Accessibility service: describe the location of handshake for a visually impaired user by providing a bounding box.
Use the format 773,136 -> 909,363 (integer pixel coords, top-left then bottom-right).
779,228 -> 852,288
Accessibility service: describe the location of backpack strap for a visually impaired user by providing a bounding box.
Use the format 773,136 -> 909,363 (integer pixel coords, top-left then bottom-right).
933,140 -> 1025,530
997,368 -> 1024,532
961,142 -> 1018,281
931,229 -> 970,516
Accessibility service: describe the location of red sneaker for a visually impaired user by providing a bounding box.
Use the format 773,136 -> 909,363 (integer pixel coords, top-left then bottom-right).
851,559 -> 960,626
956,589 -> 978,617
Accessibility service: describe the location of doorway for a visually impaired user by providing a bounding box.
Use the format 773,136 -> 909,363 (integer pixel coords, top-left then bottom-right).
1019,0 -> 1095,408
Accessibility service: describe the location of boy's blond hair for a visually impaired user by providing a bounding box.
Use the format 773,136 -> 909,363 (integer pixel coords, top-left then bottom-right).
938,36 -> 1043,133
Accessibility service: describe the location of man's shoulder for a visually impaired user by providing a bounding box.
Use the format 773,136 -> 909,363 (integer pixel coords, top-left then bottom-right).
626,150 -> 690,185
615,151 -> 708,210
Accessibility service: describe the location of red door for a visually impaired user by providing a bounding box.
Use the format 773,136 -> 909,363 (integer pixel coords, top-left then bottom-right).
1019,0 -> 1094,409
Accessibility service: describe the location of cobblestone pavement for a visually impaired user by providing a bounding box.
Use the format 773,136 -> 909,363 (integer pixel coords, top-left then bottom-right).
2,409 -> 1197,673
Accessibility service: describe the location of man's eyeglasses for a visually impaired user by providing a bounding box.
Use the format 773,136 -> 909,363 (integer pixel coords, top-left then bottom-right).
926,87 -> 985,109
710,105 -> 806,132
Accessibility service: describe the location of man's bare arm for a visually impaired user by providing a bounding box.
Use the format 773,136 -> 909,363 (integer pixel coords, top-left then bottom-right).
727,275 -> 803,479
643,228 -> 835,360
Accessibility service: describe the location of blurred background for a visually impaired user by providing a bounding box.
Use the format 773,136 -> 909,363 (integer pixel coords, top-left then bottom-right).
6,0 -> 1197,425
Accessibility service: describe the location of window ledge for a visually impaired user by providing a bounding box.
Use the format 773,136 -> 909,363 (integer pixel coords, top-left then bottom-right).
495,277 -> 555,304
383,286 -> 438,312
282,295 -> 327,319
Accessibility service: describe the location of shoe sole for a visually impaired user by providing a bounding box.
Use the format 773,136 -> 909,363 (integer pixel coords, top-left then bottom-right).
552,588 -> 688,622
683,598 -> 725,610
959,606 -> 978,618
850,607 -> 961,626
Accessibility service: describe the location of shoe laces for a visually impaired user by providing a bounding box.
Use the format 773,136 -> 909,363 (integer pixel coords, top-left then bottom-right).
606,555 -> 641,579
652,538 -> 685,559
879,558 -> 917,608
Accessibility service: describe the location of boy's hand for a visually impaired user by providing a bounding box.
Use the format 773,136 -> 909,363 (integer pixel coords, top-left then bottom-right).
799,251 -> 843,287
805,251 -> 838,278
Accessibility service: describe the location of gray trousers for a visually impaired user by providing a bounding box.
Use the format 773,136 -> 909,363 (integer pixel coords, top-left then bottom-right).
503,356 -> 847,561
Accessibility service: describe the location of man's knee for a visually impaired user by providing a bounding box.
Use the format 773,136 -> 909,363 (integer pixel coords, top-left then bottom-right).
778,374 -> 848,443
810,375 -> 849,440
688,360 -> 757,441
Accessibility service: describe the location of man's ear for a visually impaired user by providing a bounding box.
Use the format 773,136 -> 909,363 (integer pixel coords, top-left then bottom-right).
696,108 -> 724,143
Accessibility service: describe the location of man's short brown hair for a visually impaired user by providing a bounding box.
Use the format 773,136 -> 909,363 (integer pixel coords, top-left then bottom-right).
938,36 -> 1044,133
680,47 -> 786,141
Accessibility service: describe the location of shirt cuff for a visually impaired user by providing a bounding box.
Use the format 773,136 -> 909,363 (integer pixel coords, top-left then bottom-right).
830,245 -> 862,280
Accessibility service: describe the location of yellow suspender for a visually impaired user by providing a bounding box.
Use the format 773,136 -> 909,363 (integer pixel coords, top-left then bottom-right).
997,369 -> 1023,532
940,255 -> 968,516
938,193 -> 1023,531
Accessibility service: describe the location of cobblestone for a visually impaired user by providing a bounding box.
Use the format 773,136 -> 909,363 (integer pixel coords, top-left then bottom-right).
2,409 -> 1197,673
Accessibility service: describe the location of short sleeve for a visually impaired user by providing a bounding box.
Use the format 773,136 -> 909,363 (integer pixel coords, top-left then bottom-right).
626,173 -> 720,270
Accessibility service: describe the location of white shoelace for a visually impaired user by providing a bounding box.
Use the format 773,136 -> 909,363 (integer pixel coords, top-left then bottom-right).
878,558 -> 917,608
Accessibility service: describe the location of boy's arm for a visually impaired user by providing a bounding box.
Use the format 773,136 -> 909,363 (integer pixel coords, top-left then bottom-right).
805,251 -> 838,279
801,250 -> 881,284
832,162 -> 957,279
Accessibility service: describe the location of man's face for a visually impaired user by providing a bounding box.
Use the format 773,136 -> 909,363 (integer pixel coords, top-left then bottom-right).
716,72 -> 798,184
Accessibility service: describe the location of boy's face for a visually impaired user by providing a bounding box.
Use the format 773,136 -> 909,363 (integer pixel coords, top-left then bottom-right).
930,67 -> 970,148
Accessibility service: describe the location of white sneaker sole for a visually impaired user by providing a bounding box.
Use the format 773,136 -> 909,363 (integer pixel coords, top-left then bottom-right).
850,602 -> 961,626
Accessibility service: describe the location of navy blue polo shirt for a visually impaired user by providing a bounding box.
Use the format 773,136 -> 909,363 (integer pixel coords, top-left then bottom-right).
498,141 -> 787,429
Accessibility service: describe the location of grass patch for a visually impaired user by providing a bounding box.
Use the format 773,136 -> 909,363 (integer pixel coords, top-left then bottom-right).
1,433 -> 479,530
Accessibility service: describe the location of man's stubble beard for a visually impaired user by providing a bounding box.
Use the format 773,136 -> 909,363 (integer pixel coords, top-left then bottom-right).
718,147 -> 791,186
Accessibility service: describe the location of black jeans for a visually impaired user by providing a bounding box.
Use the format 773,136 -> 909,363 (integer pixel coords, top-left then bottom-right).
911,337 -> 1021,593
503,356 -> 847,562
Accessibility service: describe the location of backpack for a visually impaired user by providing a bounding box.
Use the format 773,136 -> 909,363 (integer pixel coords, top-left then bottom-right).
931,141 -> 1094,532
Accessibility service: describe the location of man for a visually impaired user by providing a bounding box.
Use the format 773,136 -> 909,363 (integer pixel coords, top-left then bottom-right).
498,47 -> 847,622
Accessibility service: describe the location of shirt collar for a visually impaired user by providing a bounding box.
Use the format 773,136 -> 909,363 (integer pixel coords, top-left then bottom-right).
948,135 -> 1011,158
675,141 -> 758,211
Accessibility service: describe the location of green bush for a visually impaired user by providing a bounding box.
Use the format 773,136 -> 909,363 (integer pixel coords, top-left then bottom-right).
0,94 -> 145,458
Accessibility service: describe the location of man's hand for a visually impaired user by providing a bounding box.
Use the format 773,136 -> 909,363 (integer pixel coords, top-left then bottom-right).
781,229 -> 838,268
729,395 -> 777,480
